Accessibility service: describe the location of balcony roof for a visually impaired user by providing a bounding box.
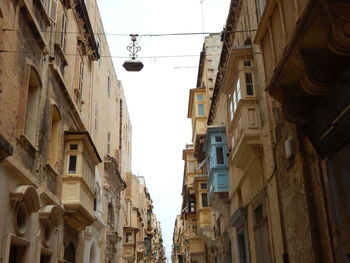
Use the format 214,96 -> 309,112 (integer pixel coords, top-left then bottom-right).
64,131 -> 102,163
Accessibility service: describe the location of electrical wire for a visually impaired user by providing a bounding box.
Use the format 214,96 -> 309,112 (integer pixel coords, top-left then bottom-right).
0,49 -> 261,59
2,28 -> 257,37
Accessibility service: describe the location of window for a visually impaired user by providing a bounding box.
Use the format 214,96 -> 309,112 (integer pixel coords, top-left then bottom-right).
107,75 -> 111,98
125,232 -> 133,243
216,147 -> 224,165
229,79 -> 241,120
24,66 -> 41,145
44,0 -> 58,22
68,155 -> 77,174
196,94 -> 204,102
197,104 -> 205,116
215,136 -> 222,142
200,183 -> 207,189
64,243 -> 76,263
188,161 -> 195,172
201,193 -> 208,207
189,197 -> 196,212
60,13 -> 67,52
47,106 -> 61,169
78,59 -> 84,95
254,205 -> 263,224
94,103 -> 98,131
245,73 -> 254,95
256,0 -> 266,20
238,231 -> 248,263
243,60 -> 252,67
70,144 -> 78,150
107,132 -> 111,155
192,225 -> 197,235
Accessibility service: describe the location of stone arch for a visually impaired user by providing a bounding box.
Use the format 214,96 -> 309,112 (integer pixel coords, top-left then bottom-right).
10,185 -> 40,213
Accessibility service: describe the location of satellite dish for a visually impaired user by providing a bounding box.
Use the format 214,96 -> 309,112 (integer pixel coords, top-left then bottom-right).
123,34 -> 144,72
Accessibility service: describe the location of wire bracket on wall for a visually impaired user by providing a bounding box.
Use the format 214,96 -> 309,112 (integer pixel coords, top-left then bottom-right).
122,34 -> 144,72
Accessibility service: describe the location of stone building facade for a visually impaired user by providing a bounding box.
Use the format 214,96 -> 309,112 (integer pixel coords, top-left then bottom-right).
173,0 -> 350,263
0,0 -> 163,262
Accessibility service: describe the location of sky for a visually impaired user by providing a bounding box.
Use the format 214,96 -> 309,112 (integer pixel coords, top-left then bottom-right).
97,0 -> 231,260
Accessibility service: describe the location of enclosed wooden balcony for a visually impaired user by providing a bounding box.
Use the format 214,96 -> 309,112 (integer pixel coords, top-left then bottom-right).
229,98 -> 262,171
123,227 -> 138,261
62,131 -> 102,230
204,127 -> 230,203
188,88 -> 208,161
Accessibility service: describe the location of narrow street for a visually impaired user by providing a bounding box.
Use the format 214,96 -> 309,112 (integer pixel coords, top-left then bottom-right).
0,0 -> 349,263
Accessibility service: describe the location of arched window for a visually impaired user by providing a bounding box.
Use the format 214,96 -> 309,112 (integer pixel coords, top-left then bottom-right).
47,105 -> 61,170
64,243 -> 75,263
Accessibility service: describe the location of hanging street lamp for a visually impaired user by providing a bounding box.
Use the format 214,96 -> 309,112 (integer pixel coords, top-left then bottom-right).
122,34 -> 144,72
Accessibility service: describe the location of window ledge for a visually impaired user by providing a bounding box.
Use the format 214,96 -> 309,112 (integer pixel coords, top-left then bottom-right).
54,43 -> 68,66
19,134 -> 38,156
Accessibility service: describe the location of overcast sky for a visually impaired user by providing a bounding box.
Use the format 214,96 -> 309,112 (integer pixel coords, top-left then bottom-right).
97,0 -> 231,260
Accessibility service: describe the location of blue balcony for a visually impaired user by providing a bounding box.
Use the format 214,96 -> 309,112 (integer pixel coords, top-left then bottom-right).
204,126 -> 229,201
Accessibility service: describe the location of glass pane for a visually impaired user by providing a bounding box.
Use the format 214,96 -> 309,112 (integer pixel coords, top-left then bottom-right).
196,94 -> 204,102
216,147 -> 224,165
198,104 -> 205,116
68,155 -> 77,174
215,136 -> 222,142
245,73 -> 254,95
70,144 -> 78,150
201,193 -> 208,207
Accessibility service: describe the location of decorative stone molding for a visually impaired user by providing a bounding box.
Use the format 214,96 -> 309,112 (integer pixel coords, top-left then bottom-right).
300,49 -> 344,95
10,185 -> 40,213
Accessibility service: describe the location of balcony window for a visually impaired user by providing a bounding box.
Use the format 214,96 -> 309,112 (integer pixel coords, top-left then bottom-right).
201,193 -> 208,207
245,73 -> 254,96
197,104 -> 205,116
125,232 -> 133,244
243,60 -> 252,67
196,94 -> 204,102
256,0 -> 266,20
229,79 -> 241,120
68,155 -> 77,174
215,136 -> 222,142
216,147 -> 224,165
188,161 -> 195,172
44,0 -> 58,22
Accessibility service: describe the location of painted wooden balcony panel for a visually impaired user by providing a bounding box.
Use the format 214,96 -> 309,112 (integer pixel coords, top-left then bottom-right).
204,127 -> 230,201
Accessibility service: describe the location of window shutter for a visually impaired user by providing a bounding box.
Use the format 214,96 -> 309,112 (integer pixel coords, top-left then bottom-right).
50,0 -> 58,22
